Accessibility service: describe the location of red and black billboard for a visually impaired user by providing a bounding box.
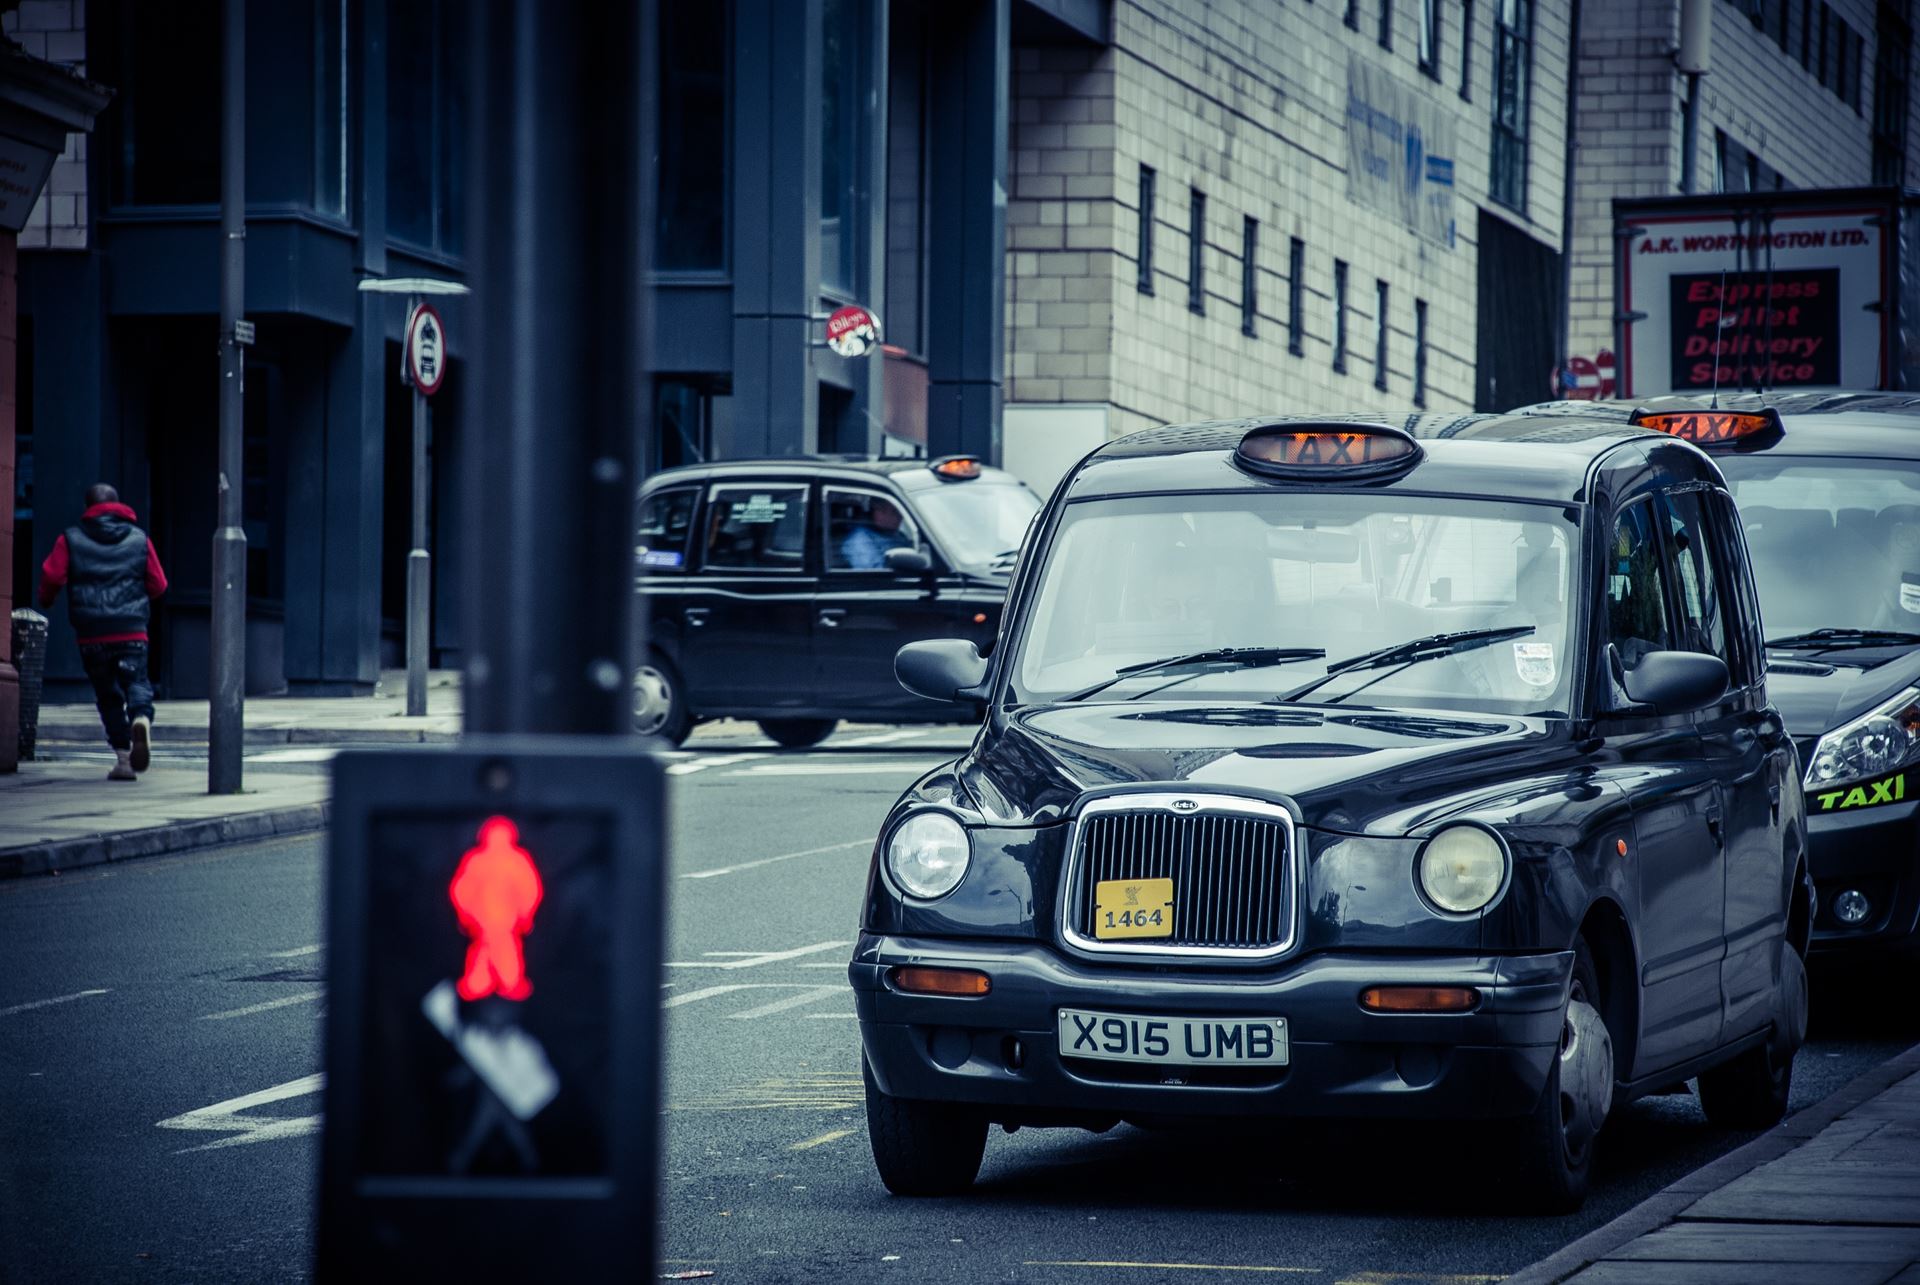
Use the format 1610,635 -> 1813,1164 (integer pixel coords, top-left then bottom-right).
1667,269 -> 1841,391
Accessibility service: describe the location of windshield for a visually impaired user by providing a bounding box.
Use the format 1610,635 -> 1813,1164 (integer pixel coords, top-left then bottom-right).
1010,493 -> 1579,716
914,482 -> 1042,567
1716,455 -> 1920,638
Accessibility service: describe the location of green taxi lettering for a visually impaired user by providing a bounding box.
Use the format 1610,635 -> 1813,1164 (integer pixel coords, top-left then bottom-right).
1815,774 -> 1906,812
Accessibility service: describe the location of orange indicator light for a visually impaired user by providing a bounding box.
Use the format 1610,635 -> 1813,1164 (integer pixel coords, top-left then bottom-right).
892,966 -> 992,996
1234,424 -> 1421,478
1616,838 -> 1629,857
930,456 -> 982,480
1359,985 -> 1480,1013
449,816 -> 544,1002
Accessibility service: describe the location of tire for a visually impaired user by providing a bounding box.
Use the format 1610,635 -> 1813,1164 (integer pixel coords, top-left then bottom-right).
863,1057 -> 987,1196
758,717 -> 838,749
633,653 -> 692,745
1504,941 -> 1612,1214
1698,940 -> 1806,1130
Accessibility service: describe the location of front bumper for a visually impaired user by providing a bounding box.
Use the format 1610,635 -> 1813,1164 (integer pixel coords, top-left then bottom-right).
851,934 -> 1571,1124
1807,798 -> 1920,957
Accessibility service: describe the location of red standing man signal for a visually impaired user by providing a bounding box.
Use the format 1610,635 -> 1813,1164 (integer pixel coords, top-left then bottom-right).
450,817 -> 544,1001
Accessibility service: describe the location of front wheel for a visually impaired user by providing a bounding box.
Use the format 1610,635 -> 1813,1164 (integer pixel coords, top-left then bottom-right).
1698,941 -> 1805,1129
863,1058 -> 987,1196
758,717 -> 838,749
1503,941 -> 1612,1213
633,655 -> 692,745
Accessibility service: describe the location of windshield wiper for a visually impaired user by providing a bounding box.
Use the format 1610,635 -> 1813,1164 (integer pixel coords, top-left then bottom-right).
1277,626 -> 1536,705
1766,628 -> 1920,650
1062,646 -> 1326,702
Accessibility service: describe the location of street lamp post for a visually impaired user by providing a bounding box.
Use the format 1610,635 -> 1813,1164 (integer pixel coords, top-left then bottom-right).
357,276 -> 466,719
209,0 -> 247,795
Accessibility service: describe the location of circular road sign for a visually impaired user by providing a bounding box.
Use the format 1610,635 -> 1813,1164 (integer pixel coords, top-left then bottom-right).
825,303 -> 882,358
406,302 -> 447,395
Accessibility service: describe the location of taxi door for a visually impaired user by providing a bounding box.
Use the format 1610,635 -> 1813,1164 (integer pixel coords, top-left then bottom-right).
812,484 -> 979,718
1603,496 -> 1728,1074
680,481 -> 817,712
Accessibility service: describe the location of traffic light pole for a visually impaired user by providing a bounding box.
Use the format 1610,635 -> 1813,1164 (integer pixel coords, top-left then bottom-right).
406,315 -> 429,719
208,0 -> 247,794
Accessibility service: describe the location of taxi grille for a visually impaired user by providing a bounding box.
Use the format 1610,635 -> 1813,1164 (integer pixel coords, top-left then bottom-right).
1066,802 -> 1295,955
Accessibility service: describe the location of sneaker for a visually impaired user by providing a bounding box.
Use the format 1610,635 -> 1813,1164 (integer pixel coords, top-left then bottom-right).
130,717 -> 152,773
108,751 -> 136,782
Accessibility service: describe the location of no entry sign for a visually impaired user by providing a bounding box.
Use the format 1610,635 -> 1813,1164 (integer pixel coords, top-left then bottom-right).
825,304 -> 881,358
406,302 -> 447,395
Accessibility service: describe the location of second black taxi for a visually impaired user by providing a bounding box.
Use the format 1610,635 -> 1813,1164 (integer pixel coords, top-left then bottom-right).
853,413 -> 1812,1213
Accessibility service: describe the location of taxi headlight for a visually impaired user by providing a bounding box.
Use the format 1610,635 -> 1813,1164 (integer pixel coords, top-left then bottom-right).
1418,825 -> 1508,915
885,811 -> 971,900
1805,687 -> 1920,791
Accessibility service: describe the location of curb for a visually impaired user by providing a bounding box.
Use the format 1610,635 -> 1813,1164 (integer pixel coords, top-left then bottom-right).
1506,1040 -> 1920,1285
0,801 -> 332,880
33,726 -> 459,747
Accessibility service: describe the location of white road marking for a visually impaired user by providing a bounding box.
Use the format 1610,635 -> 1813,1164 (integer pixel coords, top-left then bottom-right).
806,1012 -> 861,1019
733,760 -> 939,777
727,986 -> 845,1020
664,941 -> 850,970
662,983 -> 825,1009
199,990 -> 325,1021
681,839 -> 868,880
0,989 -> 109,1018
264,944 -> 323,958
667,753 -> 768,777
835,730 -> 938,747
156,1073 -> 325,1153
246,748 -> 338,763
789,1128 -> 856,1150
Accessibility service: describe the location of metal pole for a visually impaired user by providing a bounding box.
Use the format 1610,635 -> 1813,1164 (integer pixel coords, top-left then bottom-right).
209,0 -> 247,794
1679,70 -> 1701,194
464,0 -> 647,737
406,301 -> 430,718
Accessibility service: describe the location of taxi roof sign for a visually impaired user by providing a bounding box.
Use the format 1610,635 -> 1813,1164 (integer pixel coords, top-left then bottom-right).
1630,406 -> 1784,447
1234,423 -> 1421,480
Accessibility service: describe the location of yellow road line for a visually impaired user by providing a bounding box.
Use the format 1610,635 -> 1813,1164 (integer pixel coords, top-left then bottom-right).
1024,1264 -> 1320,1275
788,1128 -> 856,1151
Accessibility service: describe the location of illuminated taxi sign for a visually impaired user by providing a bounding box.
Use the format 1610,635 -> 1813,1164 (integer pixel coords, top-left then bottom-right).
930,455 -> 982,481
1630,407 -> 1783,447
1233,424 -> 1421,480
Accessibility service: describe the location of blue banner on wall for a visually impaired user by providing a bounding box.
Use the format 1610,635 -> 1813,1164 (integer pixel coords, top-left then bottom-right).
1345,56 -> 1457,248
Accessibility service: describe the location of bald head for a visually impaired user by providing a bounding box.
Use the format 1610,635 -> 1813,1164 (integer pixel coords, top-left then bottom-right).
85,483 -> 118,507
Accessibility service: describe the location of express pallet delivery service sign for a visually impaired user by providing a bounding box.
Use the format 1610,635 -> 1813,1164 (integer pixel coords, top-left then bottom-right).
1617,200 -> 1885,396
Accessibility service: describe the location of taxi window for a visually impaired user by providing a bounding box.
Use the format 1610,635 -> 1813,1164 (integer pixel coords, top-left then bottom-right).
1662,490 -> 1730,665
1606,500 -> 1672,674
825,488 -> 920,571
704,485 -> 809,572
638,487 -> 697,572
1709,489 -> 1766,687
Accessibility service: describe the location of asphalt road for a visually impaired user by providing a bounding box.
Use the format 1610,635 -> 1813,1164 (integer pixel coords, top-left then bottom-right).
2,724 -> 1916,1284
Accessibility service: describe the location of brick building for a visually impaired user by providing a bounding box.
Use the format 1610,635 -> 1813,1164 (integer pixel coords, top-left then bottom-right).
1564,0 -> 1920,384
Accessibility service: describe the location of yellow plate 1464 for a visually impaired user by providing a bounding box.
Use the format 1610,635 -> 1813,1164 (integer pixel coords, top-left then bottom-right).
1094,877 -> 1173,939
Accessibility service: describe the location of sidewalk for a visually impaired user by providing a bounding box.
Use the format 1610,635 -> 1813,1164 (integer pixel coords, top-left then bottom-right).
1512,1042 -> 1920,1284
28,669 -> 462,746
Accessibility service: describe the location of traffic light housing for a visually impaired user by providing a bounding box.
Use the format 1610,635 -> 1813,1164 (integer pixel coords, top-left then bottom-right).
318,741 -> 664,1280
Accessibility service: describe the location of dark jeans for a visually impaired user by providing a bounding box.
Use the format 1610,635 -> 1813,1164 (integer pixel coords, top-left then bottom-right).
78,641 -> 154,752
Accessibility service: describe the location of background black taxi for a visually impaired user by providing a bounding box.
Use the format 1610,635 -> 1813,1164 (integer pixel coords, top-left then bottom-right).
854,415 -> 1811,1212
634,455 -> 1039,746
1517,393 -> 1920,959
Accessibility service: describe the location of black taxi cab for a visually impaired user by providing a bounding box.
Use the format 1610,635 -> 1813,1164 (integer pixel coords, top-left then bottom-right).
1516,393 -> 1920,960
852,415 -> 1811,1212
633,455 -> 1040,746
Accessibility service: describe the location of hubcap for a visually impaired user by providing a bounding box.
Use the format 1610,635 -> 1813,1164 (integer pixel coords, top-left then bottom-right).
1773,945 -> 1810,1063
1558,994 -> 1613,1162
633,665 -> 673,735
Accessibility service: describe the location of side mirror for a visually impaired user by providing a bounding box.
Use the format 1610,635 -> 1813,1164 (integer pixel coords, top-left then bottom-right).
884,546 -> 933,575
1619,650 -> 1729,715
895,638 -> 989,705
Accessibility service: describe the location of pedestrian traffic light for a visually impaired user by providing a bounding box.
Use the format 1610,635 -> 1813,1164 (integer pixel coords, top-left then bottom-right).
318,741 -> 665,1281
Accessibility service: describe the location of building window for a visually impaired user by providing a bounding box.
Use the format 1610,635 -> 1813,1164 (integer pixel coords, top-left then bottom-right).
1490,0 -> 1532,214
387,0 -> 467,254
885,3 -> 930,355
315,0 -> 347,216
1419,0 -> 1441,76
1374,280 -> 1390,391
821,0 -> 872,295
1380,0 -> 1394,50
1778,0 -> 1792,51
1346,0 -> 1360,31
1333,258 -> 1349,374
1460,0 -> 1474,98
657,1 -> 729,271
1241,217 -> 1259,337
1287,237 -> 1306,356
1875,2 -> 1913,185
1414,298 -> 1429,407
1137,165 -> 1156,295
100,0 -> 221,206
1817,4 -> 1830,86
1188,188 -> 1206,315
